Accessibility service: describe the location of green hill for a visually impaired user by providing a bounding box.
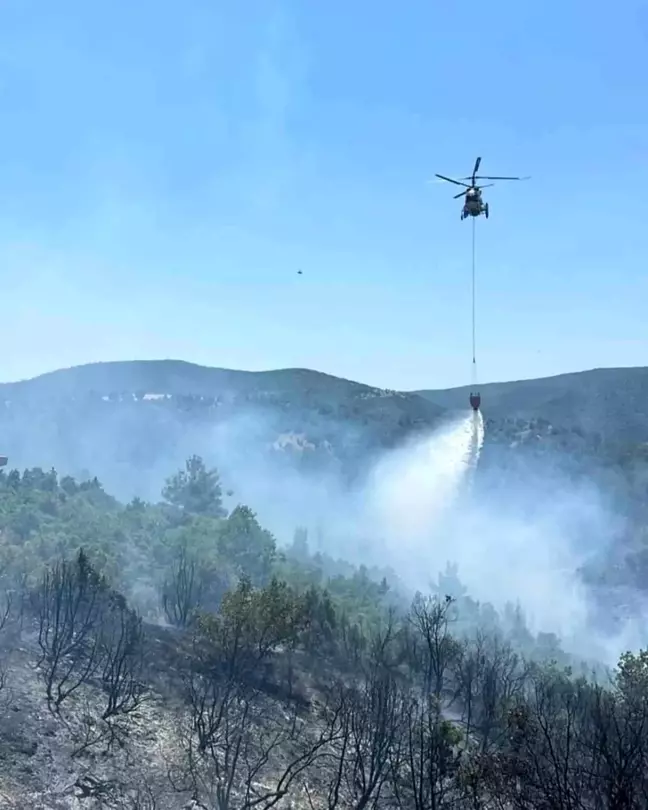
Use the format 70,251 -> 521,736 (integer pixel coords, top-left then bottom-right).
0,360 -> 446,498
415,366 -> 648,443
2,362 -> 648,503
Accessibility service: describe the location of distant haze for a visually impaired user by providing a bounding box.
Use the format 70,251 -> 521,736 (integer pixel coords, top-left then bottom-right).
0,359 -> 646,665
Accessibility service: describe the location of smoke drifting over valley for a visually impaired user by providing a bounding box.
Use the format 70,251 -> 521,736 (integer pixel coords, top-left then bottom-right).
229,408 -> 637,665
1,360 -> 646,667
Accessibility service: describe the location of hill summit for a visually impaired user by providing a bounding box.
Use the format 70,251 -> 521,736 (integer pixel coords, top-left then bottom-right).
0,360 -> 645,504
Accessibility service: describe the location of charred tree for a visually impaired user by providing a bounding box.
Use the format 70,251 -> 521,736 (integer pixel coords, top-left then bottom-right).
162,541 -> 210,628
408,595 -> 460,702
455,633 -> 527,753
182,667 -> 342,810
36,549 -> 108,713
321,669 -> 406,810
392,694 -> 463,810
99,593 -> 146,720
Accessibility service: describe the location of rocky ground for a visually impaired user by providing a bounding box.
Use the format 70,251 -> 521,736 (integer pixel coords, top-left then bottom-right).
0,616 -> 331,810
0,626 -> 181,809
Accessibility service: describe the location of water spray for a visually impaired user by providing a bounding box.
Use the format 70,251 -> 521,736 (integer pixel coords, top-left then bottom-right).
367,412 -> 484,592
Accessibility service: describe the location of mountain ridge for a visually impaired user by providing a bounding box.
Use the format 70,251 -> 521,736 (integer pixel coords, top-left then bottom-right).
0,360 -> 444,499
0,360 -> 394,399
0,360 -> 646,502
417,366 -> 648,443
3,358 -> 645,398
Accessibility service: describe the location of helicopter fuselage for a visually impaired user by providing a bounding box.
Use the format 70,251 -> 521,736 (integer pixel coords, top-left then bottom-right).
461,190 -> 488,220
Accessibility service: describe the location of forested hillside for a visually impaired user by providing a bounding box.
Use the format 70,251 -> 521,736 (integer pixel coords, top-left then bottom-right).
2,360 -> 648,610
0,361 -> 445,499
3,361 -> 648,511
0,457 -> 647,808
417,367 -> 648,443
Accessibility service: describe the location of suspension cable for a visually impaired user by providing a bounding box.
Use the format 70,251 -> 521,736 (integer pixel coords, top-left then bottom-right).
472,217 -> 477,382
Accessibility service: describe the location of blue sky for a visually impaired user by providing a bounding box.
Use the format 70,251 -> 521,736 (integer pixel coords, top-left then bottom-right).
0,0 -> 646,389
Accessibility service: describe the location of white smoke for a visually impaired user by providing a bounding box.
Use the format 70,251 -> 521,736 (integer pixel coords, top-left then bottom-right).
361,411 -> 591,635
23,380 -> 639,666
355,408 -> 643,664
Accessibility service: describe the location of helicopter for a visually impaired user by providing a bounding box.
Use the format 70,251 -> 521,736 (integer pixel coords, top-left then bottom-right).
435,156 -> 528,220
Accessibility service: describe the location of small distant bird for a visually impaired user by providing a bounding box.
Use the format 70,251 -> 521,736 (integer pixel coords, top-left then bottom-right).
297,269 -> 302,275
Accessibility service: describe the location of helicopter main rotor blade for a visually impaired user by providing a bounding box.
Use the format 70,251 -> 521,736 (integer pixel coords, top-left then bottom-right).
453,190 -> 467,199
472,157 -> 481,183
435,173 -> 471,188
473,175 -> 529,181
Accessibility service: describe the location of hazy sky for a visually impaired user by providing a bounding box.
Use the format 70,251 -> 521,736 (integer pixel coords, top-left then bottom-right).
0,0 -> 646,390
